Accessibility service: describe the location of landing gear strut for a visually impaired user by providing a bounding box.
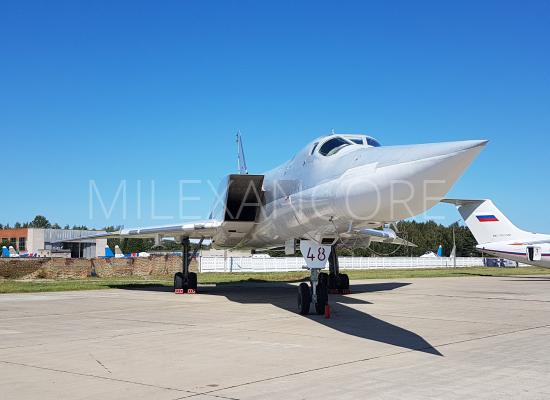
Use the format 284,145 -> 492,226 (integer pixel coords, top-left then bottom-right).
328,244 -> 350,294
296,241 -> 350,315
174,237 -> 198,294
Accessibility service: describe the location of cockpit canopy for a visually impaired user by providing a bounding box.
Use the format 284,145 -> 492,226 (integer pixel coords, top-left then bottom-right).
313,134 -> 381,157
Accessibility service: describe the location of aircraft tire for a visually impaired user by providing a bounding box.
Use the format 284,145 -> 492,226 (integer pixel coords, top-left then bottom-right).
328,273 -> 338,290
297,282 -> 311,315
174,272 -> 184,290
315,279 -> 328,315
188,272 -> 198,290
339,273 -> 350,290
318,272 -> 328,287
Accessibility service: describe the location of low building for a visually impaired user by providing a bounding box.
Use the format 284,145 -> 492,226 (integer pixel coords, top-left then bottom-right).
0,228 -> 107,258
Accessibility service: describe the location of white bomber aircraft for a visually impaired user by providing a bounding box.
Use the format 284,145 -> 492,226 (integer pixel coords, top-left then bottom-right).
81,132 -> 487,314
443,199 -> 550,267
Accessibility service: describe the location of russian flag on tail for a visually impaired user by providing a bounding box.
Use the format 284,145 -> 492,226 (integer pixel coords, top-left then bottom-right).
476,214 -> 499,222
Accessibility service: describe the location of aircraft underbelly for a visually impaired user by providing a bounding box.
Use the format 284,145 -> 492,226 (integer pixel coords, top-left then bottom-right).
244,178 -> 340,247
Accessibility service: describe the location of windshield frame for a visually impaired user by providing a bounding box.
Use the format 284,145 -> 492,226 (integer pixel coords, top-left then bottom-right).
366,136 -> 382,147
318,136 -> 354,157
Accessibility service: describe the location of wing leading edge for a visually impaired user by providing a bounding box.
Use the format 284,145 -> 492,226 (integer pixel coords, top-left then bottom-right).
60,220 -> 222,242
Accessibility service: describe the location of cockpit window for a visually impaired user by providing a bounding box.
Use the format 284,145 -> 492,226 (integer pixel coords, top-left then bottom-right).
318,137 -> 352,156
366,137 -> 381,147
350,138 -> 363,145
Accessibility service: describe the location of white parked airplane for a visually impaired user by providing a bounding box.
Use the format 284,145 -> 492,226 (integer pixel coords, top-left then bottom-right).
2,246 -> 21,258
1,245 -> 36,258
1,246 -> 19,258
79,132 -> 487,314
442,199 -> 550,268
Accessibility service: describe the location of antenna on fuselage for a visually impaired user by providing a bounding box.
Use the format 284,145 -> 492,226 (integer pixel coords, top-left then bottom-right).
236,130 -> 248,174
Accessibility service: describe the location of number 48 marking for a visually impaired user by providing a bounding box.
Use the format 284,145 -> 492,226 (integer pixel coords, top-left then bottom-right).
307,247 -> 326,261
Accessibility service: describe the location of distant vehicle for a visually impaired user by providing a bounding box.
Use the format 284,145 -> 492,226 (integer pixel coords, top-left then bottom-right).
251,253 -> 271,258
2,246 -> 19,257
0,246 -> 36,258
484,258 -> 517,268
102,245 -> 150,259
443,199 -> 550,268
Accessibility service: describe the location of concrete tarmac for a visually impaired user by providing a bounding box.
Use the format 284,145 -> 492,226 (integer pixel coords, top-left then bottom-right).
1,275 -> 550,399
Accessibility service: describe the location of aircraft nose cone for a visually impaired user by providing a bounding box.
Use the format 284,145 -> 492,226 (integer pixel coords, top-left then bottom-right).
334,139 -> 488,222
345,139 -> 489,168
467,139 -> 489,148
442,139 -> 488,151
431,139 -> 488,157
392,139 -> 489,165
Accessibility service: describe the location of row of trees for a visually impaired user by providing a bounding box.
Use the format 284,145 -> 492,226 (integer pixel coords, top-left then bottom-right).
0,215 -> 88,231
267,220 -> 478,257
1,216 -> 478,257
345,220 -> 478,257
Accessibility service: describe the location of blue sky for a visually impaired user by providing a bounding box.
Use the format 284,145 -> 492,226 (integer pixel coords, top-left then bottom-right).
1,0 -> 549,231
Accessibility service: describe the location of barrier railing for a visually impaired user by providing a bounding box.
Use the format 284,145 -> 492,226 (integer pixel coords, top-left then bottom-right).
198,256 -> 488,273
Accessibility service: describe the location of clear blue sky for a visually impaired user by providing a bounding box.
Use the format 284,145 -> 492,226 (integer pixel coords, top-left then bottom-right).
1,0 -> 549,231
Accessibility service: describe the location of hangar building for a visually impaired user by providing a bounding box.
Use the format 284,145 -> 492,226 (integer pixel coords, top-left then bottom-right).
0,228 -> 107,258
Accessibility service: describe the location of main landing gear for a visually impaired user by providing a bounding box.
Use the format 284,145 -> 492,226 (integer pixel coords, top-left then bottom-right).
327,245 -> 350,295
174,237 -> 199,294
297,244 -> 350,315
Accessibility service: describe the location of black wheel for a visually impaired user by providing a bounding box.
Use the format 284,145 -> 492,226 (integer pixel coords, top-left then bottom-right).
188,272 -> 198,290
318,272 -> 328,287
328,273 -> 338,290
339,273 -> 350,290
297,282 -> 311,315
315,276 -> 328,315
174,272 -> 184,290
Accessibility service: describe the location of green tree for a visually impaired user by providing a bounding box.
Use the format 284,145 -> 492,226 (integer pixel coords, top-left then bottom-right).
103,226 -> 123,232
30,215 -> 51,228
336,220 -> 479,257
107,238 -> 156,254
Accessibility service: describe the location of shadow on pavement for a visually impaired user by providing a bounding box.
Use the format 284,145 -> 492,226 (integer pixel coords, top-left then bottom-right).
109,280 -> 442,356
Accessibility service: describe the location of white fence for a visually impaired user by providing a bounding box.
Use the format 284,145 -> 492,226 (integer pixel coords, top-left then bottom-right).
198,256 -> 486,273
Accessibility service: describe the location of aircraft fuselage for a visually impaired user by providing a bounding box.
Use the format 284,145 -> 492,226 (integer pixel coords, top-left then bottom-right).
211,134 -> 487,249
477,238 -> 550,268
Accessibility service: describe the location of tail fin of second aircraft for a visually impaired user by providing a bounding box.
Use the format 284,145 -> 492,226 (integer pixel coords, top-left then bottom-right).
9,246 -> 18,257
2,246 -> 9,257
442,199 -> 530,244
105,245 -> 114,258
114,245 -> 124,257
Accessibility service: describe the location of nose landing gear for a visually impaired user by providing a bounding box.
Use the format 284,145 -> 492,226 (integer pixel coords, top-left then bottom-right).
297,269 -> 329,315
297,241 -> 347,315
